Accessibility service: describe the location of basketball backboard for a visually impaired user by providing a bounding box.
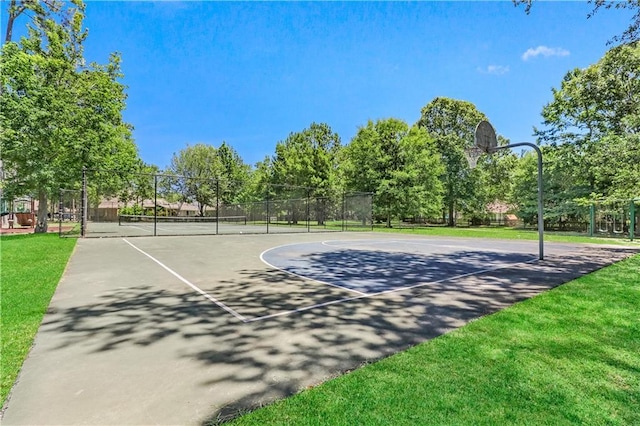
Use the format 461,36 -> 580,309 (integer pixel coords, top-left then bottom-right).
474,121 -> 498,153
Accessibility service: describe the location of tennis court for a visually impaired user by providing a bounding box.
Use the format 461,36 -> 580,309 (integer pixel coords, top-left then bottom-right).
85,214 -> 352,237
3,232 -> 637,425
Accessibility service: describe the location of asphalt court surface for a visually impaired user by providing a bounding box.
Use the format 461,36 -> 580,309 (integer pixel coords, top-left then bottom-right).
261,239 -> 538,296
3,232 -> 638,425
121,235 -> 549,322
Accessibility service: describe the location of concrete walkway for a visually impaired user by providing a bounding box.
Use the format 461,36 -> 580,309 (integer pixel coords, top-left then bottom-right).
2,233 -> 637,425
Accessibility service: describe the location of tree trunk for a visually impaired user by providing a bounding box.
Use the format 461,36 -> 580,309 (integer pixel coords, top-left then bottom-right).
386,202 -> 392,228
35,190 -> 48,233
446,181 -> 455,227
448,200 -> 455,227
4,1 -> 26,44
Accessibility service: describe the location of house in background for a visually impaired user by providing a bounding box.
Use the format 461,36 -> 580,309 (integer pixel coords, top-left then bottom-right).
486,201 -> 518,226
89,198 -> 201,221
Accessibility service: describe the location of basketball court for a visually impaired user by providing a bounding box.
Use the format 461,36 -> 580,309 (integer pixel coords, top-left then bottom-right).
2,232 -> 637,425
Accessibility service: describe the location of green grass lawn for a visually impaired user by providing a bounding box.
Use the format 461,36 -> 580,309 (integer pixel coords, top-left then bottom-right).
0,233 -> 76,406
372,224 -> 639,245
230,253 -> 640,425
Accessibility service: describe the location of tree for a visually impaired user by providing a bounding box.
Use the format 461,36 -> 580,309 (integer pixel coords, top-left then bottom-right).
217,141 -> 250,205
509,151 -> 542,226
271,122 -> 341,192
343,118 -> 443,227
590,133 -> 640,200
237,156 -> 274,203
0,1 -> 138,232
534,42 -> 640,204
513,0 -> 640,44
4,0 -> 72,43
167,143 -> 222,216
469,135 -> 519,223
270,123 -> 342,224
509,144 -> 594,230
416,97 -> 488,226
113,163 -> 158,213
536,42 -> 640,147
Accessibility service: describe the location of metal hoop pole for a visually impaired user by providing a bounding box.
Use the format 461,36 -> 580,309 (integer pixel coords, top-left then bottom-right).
495,142 -> 544,260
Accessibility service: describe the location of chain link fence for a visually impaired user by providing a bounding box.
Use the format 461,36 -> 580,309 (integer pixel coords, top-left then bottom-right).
78,170 -> 372,238
57,189 -> 82,237
589,199 -> 639,240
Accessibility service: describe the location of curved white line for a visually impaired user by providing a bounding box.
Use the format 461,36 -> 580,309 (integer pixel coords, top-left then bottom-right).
260,244 -> 367,296
245,257 -> 539,322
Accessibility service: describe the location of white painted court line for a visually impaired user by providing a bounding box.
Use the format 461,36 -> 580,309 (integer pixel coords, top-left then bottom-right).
122,239 -> 247,322
260,244 -> 367,296
126,225 -> 153,233
244,257 -> 539,323
321,239 -> 524,254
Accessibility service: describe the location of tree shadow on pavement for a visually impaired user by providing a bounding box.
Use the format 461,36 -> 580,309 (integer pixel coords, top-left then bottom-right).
37,245 -> 638,425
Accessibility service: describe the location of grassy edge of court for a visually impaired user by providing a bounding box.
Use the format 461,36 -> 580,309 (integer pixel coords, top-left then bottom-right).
228,253 -> 640,425
371,224 -> 640,245
0,233 -> 77,408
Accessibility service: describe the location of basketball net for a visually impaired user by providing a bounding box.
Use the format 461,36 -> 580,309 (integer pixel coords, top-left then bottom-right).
464,145 -> 483,169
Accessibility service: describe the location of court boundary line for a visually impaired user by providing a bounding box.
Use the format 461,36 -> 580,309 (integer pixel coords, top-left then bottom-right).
122,238 -> 247,322
244,257 -> 539,323
321,239 -> 528,254
260,243 -> 367,296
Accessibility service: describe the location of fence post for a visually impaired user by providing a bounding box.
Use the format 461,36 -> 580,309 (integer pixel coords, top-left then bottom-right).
153,174 -> 158,237
58,189 -> 63,237
342,192 -> 346,231
266,194 -> 270,234
216,179 -> 220,235
306,190 -> 310,233
630,200 -> 635,241
371,193 -> 374,231
589,204 -> 595,237
81,167 -> 87,238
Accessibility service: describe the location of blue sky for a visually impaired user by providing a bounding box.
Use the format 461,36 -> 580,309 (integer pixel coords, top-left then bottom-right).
2,1 -> 632,168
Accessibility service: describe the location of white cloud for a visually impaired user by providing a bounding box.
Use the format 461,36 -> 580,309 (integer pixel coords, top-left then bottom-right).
522,46 -> 570,61
478,65 -> 510,75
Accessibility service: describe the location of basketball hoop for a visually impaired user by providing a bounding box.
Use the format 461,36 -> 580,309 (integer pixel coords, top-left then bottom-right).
464,145 -> 483,169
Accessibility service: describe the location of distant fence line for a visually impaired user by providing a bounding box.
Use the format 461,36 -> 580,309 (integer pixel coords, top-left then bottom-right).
58,171 -> 373,238
52,170 -> 638,240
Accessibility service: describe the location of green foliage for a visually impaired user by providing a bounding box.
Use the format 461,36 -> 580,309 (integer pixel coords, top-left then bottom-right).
343,118 -> 443,227
416,97 -> 488,226
473,135 -> 519,217
238,156 -> 274,202
537,43 -> 640,147
118,204 -> 144,216
167,143 -> 221,216
4,0 -> 72,43
217,142 -> 251,204
269,123 -> 342,224
509,43 -> 640,227
590,133 -> 640,199
0,0 -> 139,232
165,142 -> 250,215
271,122 -> 342,194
